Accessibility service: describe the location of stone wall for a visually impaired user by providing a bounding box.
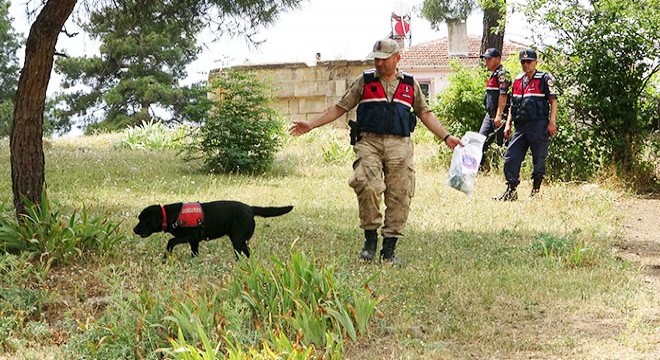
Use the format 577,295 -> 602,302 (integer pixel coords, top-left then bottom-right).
210,60 -> 373,128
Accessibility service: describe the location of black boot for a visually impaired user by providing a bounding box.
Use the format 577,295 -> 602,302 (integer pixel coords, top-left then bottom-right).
380,237 -> 402,265
530,178 -> 542,198
493,184 -> 518,201
360,230 -> 378,261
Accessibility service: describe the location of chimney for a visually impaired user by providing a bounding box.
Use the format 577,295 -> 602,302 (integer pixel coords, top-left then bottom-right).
447,19 -> 468,57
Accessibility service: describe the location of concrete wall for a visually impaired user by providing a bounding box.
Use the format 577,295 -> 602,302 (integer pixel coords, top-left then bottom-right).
210,60 -> 373,128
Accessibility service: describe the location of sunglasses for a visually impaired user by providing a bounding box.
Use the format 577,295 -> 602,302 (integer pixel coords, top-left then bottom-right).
520,60 -> 535,64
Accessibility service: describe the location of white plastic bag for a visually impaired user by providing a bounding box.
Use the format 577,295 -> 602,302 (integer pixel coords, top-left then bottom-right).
446,131 -> 486,196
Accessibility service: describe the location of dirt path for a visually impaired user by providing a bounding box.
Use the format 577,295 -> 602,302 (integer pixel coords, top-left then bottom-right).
618,196 -> 660,288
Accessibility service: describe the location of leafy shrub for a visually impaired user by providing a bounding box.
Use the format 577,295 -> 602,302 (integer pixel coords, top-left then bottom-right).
223,253 -> 379,347
115,120 -> 188,150
184,70 -> 284,174
432,61 -> 486,138
545,108 -> 604,181
0,193 -> 124,267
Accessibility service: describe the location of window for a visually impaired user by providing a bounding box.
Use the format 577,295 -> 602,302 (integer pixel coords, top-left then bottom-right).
418,81 -> 430,101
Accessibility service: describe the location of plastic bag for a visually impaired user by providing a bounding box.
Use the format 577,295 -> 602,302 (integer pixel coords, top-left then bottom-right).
447,131 -> 486,196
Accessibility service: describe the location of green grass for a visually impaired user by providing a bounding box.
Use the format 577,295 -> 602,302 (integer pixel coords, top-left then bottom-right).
0,128 -> 656,359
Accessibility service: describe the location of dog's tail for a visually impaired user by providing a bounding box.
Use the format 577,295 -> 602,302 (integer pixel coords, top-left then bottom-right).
251,205 -> 293,218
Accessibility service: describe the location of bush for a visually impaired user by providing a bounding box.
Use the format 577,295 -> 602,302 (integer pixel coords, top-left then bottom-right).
432,61 -> 486,138
164,253 -> 373,358
545,108 -> 604,181
185,70 -> 284,174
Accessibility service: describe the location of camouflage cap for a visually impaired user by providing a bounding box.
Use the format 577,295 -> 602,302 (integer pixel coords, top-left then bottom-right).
367,38 -> 400,60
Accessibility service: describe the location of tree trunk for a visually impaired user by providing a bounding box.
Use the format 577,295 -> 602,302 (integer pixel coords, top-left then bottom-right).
10,0 -> 77,216
481,2 -> 506,53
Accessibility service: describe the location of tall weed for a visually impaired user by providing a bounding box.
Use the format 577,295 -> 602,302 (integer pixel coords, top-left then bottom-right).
529,232 -> 597,268
0,193 -> 124,267
115,120 -> 188,150
162,253 -> 378,358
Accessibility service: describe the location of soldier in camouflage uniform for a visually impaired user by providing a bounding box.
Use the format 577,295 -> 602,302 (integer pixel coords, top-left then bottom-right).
289,38 -> 461,264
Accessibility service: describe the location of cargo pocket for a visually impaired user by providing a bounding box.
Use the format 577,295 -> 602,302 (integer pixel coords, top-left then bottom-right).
407,164 -> 416,198
348,157 -> 367,194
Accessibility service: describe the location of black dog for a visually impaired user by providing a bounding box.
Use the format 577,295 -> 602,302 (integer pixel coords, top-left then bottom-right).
133,201 -> 293,258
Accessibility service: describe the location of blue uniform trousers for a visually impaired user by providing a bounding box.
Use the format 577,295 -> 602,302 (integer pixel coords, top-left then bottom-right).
479,114 -> 504,156
503,120 -> 549,187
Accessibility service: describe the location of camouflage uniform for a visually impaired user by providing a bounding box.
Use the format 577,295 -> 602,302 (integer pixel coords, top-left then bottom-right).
337,69 -> 429,239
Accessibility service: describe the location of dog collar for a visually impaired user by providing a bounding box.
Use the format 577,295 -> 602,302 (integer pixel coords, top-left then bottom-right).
160,205 -> 167,231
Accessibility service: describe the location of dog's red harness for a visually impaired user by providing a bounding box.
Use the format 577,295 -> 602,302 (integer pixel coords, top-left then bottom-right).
161,205 -> 168,231
175,202 -> 204,228
160,203 -> 204,231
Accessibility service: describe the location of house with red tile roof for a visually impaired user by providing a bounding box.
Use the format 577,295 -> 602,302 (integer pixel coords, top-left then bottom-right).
399,36 -> 521,101
213,36 -> 524,125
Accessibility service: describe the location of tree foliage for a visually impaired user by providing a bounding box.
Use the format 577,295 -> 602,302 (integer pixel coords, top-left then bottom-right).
525,0 -> 660,187
419,0 -> 507,52
420,0 -> 478,25
52,0 -> 206,132
11,0 -> 305,215
0,0 -> 23,137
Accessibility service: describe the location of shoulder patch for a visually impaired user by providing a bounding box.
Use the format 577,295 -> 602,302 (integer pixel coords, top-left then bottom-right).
545,73 -> 555,87
363,70 -> 378,83
401,73 -> 414,85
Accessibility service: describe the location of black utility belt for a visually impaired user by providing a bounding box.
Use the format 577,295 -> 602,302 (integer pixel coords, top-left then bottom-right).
513,117 -> 548,125
361,132 -> 410,138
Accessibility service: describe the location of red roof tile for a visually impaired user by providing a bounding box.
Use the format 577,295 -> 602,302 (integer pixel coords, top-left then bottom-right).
400,36 -> 522,69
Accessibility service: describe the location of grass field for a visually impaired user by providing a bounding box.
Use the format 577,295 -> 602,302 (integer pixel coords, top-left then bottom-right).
0,128 -> 657,359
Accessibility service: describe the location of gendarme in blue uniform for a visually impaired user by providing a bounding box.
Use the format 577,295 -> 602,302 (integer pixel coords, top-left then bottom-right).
504,68 -> 557,188
478,64 -> 511,152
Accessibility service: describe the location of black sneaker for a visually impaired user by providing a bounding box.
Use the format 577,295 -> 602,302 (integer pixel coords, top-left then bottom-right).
529,188 -> 540,199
